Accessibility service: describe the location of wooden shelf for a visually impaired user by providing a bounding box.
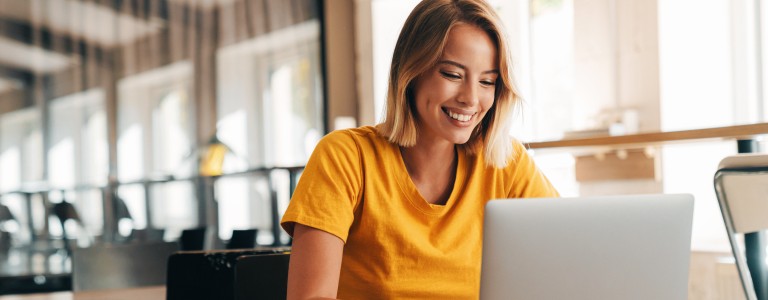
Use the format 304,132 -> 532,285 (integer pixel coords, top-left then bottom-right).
526,123 -> 768,150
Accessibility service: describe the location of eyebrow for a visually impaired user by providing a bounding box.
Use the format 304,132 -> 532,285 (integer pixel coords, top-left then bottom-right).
438,60 -> 499,75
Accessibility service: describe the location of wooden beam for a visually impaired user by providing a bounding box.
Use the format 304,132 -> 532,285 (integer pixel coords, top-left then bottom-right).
0,17 -> 109,59
112,0 -> 170,20
0,86 -> 29,114
0,65 -> 33,90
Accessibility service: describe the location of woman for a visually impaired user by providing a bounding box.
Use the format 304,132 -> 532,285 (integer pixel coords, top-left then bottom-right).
281,0 -> 559,299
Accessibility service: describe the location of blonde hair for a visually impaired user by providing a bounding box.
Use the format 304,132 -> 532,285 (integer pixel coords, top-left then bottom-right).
376,0 -> 521,168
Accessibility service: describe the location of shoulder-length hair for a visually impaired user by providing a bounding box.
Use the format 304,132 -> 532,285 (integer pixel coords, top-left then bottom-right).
376,0 -> 521,169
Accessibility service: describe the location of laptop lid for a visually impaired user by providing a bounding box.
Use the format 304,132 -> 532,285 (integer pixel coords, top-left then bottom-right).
480,194 -> 694,300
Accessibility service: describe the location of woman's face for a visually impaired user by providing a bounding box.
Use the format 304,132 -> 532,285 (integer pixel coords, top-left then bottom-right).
411,23 -> 499,146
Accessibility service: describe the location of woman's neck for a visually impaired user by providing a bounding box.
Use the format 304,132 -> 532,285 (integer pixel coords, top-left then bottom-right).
400,139 -> 458,205
401,140 -> 455,177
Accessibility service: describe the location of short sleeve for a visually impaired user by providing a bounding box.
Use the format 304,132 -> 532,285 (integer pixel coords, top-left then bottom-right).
280,130 -> 363,243
506,140 -> 560,198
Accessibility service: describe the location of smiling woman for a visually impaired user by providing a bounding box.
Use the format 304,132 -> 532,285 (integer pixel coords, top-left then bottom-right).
280,1 -> 559,299
410,24 -> 499,147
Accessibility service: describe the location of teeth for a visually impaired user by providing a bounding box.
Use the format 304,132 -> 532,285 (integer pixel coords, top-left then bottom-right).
447,110 -> 472,122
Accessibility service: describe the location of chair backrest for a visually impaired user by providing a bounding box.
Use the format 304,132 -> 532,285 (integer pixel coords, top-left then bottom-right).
0,204 -> 16,250
72,241 -> 180,291
227,229 -> 258,249
52,201 -> 90,247
715,154 -> 768,300
0,204 -> 15,222
179,227 -> 206,251
131,228 -> 166,243
53,201 -> 81,224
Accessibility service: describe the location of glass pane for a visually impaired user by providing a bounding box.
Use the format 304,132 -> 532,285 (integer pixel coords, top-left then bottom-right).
82,111 -> 108,186
153,87 -> 193,175
0,147 -> 21,193
117,62 -> 194,181
0,194 -> 28,245
215,175 -> 272,242
659,0 -> 734,131
76,189 -> 104,237
149,181 -> 197,239
264,56 -> 323,166
529,0 -> 574,140
217,20 -> 324,168
0,109 -> 42,192
117,184 -> 147,230
47,89 -> 107,188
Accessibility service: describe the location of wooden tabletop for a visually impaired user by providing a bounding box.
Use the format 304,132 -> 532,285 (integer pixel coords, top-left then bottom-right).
0,286 -> 165,300
525,123 -> 768,150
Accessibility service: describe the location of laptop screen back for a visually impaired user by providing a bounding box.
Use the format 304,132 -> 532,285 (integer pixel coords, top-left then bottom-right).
480,194 -> 694,300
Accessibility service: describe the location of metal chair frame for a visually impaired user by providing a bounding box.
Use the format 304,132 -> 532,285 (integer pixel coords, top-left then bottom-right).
715,163 -> 768,300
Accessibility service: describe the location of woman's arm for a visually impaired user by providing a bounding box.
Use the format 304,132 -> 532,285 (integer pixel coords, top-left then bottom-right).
286,223 -> 345,300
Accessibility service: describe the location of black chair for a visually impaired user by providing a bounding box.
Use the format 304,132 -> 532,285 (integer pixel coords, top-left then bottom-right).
52,201 -> 82,237
0,204 -> 16,252
52,201 -> 90,249
715,154 -> 768,300
179,228 -> 206,251
226,229 -> 258,250
0,204 -> 16,226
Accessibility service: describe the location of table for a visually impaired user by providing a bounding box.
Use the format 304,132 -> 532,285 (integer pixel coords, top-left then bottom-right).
0,286 -> 165,300
527,122 -> 768,298
526,122 -> 768,150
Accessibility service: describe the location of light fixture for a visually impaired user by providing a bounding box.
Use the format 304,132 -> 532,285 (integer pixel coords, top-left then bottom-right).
199,135 -> 231,177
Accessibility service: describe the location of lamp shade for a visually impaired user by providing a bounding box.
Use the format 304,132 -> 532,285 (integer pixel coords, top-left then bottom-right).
199,142 -> 228,176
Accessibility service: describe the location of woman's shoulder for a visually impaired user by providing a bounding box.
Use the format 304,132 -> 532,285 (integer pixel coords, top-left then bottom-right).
315,125 -> 389,154
321,126 -> 388,146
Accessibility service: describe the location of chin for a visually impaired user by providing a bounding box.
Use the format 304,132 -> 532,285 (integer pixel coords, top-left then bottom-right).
448,133 -> 473,145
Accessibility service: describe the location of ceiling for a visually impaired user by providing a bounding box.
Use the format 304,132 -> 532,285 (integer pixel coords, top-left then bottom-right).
0,0 -> 220,97
0,0 -> 311,104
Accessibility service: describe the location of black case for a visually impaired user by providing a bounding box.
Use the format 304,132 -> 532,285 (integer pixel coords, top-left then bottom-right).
166,247 -> 290,300
234,253 -> 291,300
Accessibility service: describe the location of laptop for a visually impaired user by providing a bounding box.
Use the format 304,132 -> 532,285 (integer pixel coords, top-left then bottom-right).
480,194 -> 694,300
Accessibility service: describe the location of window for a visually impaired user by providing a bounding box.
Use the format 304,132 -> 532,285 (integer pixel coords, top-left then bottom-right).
47,89 -> 108,236
0,108 -> 42,243
523,0 -> 768,251
215,19 -> 324,241
117,62 -> 196,235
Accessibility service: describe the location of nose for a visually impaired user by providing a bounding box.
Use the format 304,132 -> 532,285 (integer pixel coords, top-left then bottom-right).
457,80 -> 479,107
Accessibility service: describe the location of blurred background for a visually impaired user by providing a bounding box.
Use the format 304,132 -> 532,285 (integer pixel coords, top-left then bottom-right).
0,0 -> 766,298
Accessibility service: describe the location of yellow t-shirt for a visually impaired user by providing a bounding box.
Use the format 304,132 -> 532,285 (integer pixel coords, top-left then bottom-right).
281,126 -> 559,299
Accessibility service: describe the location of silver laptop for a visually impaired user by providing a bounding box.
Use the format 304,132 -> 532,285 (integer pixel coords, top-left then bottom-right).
480,194 -> 694,300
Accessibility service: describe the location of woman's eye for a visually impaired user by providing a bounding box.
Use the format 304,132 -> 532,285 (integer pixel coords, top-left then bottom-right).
440,71 -> 461,79
480,80 -> 495,86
